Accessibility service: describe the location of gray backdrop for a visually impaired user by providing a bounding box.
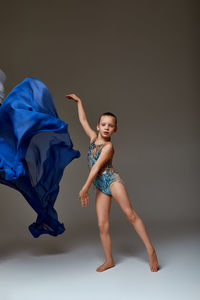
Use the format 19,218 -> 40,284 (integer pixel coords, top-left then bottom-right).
0,0 -> 199,237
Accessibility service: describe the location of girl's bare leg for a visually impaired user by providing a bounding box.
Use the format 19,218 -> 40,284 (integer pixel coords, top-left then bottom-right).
110,182 -> 159,272
95,189 -> 115,272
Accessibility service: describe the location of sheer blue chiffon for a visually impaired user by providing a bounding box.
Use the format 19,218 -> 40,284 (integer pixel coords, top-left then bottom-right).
0,78 -> 80,237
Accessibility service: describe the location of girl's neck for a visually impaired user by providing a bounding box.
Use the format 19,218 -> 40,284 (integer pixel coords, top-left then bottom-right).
96,134 -> 111,144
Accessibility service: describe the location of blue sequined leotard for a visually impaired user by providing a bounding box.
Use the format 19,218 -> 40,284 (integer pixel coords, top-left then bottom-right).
88,141 -> 122,196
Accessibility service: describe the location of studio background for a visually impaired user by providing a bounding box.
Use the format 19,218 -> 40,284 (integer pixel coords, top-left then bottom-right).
0,1 -> 199,300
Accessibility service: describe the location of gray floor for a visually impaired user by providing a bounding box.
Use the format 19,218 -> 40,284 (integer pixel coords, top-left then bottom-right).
0,221 -> 199,300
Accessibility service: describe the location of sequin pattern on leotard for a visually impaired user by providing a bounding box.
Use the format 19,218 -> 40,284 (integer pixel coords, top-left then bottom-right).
88,141 -> 122,196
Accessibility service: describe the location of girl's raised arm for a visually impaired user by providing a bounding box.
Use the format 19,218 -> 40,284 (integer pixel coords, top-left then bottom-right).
65,93 -> 97,141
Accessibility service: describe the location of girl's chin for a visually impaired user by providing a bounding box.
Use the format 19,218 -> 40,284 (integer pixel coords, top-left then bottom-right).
102,135 -> 111,139
99,132 -> 111,139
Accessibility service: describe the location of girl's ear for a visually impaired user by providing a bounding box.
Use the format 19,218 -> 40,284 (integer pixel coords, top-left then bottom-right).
97,123 -> 99,131
114,126 -> 117,132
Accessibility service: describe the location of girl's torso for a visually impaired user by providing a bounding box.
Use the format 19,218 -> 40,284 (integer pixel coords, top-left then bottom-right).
88,141 -> 115,175
88,140 -> 122,196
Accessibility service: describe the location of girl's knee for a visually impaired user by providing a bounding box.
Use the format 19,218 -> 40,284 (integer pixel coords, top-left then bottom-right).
98,221 -> 109,234
125,209 -> 138,224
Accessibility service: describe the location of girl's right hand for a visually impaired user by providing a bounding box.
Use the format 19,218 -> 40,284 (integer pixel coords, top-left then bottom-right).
78,188 -> 90,208
64,93 -> 80,102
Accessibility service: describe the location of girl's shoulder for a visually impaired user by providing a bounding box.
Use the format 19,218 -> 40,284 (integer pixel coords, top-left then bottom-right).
102,141 -> 114,152
104,140 -> 113,146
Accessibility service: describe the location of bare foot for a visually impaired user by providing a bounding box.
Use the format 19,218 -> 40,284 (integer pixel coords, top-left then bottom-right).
96,261 -> 115,272
148,249 -> 159,272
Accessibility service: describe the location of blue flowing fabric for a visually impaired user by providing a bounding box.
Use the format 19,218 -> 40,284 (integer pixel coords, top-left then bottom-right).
0,78 -> 80,237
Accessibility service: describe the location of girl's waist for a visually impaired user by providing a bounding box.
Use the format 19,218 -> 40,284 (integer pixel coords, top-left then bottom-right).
98,165 -> 117,175
88,163 -> 116,172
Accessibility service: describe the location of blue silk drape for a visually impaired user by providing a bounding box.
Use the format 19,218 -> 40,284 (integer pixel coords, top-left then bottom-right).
0,78 -> 80,237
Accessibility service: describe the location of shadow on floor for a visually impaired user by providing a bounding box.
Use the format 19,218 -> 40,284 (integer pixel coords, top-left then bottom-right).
0,219 -> 199,264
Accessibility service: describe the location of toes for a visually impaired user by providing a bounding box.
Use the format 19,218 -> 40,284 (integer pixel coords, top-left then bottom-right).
96,263 -> 115,272
96,266 -> 103,272
151,265 -> 159,272
96,265 -> 105,272
96,268 -> 102,272
150,262 -> 159,272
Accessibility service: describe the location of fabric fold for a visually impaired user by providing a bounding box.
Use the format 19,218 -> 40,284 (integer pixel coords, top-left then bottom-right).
0,78 -> 80,237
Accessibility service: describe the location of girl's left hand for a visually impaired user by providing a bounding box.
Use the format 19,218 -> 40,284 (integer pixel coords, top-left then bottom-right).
78,189 -> 90,207
65,93 -> 80,102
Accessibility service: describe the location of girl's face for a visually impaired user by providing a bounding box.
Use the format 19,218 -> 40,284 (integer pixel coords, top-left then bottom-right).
97,115 -> 117,139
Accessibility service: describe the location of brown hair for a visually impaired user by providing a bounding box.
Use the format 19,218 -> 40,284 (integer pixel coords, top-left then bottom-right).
98,112 -> 117,126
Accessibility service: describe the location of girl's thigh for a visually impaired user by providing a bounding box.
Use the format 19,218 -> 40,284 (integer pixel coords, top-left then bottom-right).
110,181 -> 134,212
95,189 -> 112,223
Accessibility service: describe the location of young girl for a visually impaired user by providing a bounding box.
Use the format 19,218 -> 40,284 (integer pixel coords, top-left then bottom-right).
65,93 -> 159,272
